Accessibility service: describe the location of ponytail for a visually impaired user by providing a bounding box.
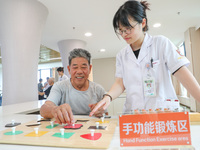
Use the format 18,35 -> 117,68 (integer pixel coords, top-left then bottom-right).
140,1 -> 150,12
140,1 -> 150,31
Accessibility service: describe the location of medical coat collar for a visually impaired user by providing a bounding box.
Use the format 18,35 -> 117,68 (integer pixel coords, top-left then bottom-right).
126,33 -> 153,64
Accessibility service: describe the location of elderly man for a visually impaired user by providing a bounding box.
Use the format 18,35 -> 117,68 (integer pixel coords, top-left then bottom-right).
38,77 -> 54,98
40,48 -> 106,124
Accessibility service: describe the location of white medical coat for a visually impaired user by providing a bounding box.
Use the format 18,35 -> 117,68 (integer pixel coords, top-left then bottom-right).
58,74 -> 68,81
115,33 -> 190,112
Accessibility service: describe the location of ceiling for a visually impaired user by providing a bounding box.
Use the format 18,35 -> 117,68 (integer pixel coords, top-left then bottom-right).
1,0 -> 200,64
38,0 -> 200,60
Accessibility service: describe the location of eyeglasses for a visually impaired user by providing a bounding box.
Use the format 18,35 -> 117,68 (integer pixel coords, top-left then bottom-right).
116,23 -> 138,35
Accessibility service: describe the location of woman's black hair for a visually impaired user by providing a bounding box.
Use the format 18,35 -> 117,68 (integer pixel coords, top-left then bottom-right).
113,0 -> 150,33
57,67 -> 64,72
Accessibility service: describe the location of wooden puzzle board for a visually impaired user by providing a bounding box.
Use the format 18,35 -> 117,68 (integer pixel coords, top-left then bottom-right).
0,118 -> 118,149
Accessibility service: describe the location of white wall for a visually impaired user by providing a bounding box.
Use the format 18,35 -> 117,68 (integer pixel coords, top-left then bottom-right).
92,57 -> 116,91
92,57 -> 127,116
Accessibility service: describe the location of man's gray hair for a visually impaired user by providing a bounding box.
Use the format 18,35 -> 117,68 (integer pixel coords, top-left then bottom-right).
49,77 -> 54,83
68,48 -> 91,65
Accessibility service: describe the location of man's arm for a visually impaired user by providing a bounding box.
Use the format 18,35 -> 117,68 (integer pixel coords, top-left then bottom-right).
40,101 -> 56,118
40,101 -> 75,124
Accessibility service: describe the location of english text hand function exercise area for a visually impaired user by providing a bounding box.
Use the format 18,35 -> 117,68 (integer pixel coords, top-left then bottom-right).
0,0 -> 200,150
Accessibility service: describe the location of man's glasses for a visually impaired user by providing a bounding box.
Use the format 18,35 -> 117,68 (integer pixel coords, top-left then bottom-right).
116,23 -> 138,35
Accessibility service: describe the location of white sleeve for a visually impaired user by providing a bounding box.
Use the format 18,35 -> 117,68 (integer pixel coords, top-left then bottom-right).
63,74 -> 68,80
161,37 -> 190,74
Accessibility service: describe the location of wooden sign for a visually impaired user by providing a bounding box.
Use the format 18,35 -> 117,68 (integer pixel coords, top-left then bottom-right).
119,112 -> 191,147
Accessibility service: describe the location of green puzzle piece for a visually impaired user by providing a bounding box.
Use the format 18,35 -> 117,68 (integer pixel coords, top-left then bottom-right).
46,124 -> 59,129
52,132 -> 74,139
4,131 -> 23,135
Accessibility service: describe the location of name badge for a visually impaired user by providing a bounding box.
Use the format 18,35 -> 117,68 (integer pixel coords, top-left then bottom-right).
143,76 -> 156,97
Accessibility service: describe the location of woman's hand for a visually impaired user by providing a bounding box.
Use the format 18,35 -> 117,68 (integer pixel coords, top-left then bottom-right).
89,96 -> 111,117
89,103 -> 105,117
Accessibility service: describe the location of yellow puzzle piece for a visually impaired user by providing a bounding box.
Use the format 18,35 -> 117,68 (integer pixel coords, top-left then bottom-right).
25,131 -> 48,137
96,120 -> 109,124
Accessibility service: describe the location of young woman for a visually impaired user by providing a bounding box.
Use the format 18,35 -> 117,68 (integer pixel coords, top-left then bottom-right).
90,0 -> 200,115
57,67 -> 68,81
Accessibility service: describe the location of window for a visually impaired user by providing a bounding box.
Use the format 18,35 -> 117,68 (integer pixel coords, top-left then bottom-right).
38,68 -> 52,82
178,42 -> 186,56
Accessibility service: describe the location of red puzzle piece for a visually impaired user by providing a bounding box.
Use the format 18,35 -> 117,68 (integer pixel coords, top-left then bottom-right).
80,133 -> 102,140
64,124 -> 83,129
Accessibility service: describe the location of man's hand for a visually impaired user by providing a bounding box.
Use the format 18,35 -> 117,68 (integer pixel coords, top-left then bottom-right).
89,103 -> 105,117
51,103 -> 74,124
